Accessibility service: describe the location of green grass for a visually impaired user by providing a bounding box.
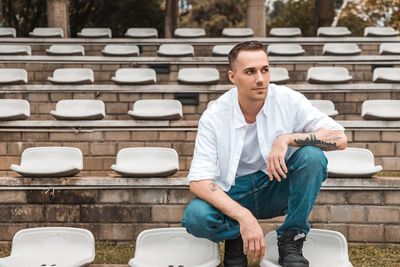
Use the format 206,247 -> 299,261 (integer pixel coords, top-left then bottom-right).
1,243 -> 400,266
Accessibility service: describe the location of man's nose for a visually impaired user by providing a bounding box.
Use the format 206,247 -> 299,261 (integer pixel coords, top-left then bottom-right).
256,71 -> 264,83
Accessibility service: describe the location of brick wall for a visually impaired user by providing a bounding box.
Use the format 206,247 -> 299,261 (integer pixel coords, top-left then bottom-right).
0,185 -> 399,245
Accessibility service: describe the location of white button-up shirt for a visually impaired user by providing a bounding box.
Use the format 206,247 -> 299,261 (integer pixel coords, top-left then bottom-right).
187,84 -> 344,191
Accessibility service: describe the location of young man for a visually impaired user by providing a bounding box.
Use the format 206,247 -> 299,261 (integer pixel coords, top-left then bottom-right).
182,41 -> 347,267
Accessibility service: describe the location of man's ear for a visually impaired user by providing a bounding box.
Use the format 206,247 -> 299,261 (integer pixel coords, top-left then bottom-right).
228,70 -> 236,84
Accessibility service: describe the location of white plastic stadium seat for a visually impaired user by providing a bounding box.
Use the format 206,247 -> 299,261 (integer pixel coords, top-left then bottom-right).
324,148 -> 383,178
50,99 -> 105,120
379,43 -> 400,55
0,99 -> 30,120
361,100 -> 400,120
10,147 -> 83,177
269,27 -> 301,37
0,227 -> 95,267
29,27 -> 64,38
267,44 -> 305,56
174,27 -> 206,38
309,100 -> 338,117
111,68 -> 156,84
177,68 -> 220,85
307,67 -> 352,84
0,27 -> 16,37
222,28 -> 254,37
317,27 -> 351,37
48,68 -> 94,84
102,44 -> 140,56
212,44 -> 235,56
125,28 -> 158,38
129,228 -> 220,267
111,147 -> 179,177
128,99 -> 182,120
157,44 -> 194,56
372,67 -> 400,83
77,28 -> 112,38
364,26 -> 399,37
322,43 -> 361,55
260,229 -> 352,267
46,45 -> 85,56
270,67 -> 290,83
0,69 -> 28,84
0,45 -> 31,55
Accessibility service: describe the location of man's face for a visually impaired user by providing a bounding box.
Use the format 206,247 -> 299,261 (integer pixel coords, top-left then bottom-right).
228,49 -> 270,103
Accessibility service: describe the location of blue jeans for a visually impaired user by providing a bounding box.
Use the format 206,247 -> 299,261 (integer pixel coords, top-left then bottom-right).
182,146 -> 328,243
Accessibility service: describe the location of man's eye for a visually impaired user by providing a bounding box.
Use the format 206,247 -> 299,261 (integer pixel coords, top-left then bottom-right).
245,70 -> 254,75
262,68 -> 269,73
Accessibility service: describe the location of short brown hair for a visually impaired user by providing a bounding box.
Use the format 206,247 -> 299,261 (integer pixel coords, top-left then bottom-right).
228,41 -> 267,70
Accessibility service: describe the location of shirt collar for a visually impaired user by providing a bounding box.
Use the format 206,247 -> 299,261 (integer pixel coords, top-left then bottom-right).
232,87 -> 270,129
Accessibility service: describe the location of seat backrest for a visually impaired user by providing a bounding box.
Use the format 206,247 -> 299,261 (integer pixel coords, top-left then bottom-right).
364,26 -> 399,36
309,100 -> 336,114
308,66 -> 350,77
0,99 -> 30,116
54,99 -> 105,112
20,147 -> 83,169
325,147 -> 375,167
174,27 -> 206,37
30,27 -> 64,37
222,28 -> 254,37
115,68 -> 156,79
0,68 -> 28,83
53,68 -> 94,80
116,147 -> 178,167
10,227 -> 95,267
47,45 -> 84,55
79,28 -> 112,37
0,27 -> 16,37
131,228 -> 219,267
133,99 -> 182,114
125,28 -> 158,38
317,26 -> 351,37
0,45 -> 31,55
263,229 -> 350,267
269,27 -> 301,37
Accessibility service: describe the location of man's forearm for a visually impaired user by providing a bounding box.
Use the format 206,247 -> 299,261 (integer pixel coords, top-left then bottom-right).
281,129 -> 347,151
189,179 -> 251,222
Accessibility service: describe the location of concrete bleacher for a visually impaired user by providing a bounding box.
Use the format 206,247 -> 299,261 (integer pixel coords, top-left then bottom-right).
0,33 -> 399,249
0,36 -> 399,56
0,55 -> 399,84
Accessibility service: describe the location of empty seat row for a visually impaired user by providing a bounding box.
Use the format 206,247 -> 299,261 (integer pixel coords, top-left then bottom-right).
1,43 -> 400,56
8,146 -> 383,178
2,98 -> 399,121
1,67 -> 399,85
10,146 -> 179,177
0,99 -> 183,120
1,26 -> 398,38
0,226 -> 352,267
0,67 -> 220,85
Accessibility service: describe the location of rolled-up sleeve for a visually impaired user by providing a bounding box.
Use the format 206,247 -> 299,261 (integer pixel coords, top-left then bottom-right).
293,94 -> 345,132
187,115 -> 219,183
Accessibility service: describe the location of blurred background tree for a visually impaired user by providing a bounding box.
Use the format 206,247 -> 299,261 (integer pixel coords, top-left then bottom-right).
179,0 -> 247,36
0,0 -> 398,37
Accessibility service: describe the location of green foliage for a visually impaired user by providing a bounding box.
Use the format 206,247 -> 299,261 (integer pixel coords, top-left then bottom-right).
0,0 -> 47,36
267,0 -> 316,37
179,0 -> 246,37
337,0 -> 400,36
69,0 -> 164,37
0,0 -> 165,37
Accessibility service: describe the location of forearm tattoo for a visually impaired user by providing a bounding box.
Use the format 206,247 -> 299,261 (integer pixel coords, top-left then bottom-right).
294,134 -> 338,150
208,182 -> 218,192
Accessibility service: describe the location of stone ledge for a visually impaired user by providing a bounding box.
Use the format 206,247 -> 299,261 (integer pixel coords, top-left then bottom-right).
0,83 -> 398,92
0,55 -> 399,63
0,120 -> 399,129
0,177 -> 398,191
0,36 -> 398,44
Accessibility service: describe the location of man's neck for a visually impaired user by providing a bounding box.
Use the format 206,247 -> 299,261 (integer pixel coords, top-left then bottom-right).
238,98 -> 264,124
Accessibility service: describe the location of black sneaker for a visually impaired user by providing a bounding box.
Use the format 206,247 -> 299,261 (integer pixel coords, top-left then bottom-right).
278,230 -> 309,267
223,236 -> 248,267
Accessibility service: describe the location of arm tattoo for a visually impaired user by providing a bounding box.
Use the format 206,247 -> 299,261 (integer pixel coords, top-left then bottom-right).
294,134 -> 339,150
208,182 -> 218,192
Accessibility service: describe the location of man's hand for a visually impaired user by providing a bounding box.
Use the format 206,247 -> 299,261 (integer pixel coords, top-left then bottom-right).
238,209 -> 266,261
267,134 -> 290,181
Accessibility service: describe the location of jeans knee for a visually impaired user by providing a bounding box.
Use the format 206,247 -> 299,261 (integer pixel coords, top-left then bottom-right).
182,198 -> 221,238
291,146 -> 328,180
